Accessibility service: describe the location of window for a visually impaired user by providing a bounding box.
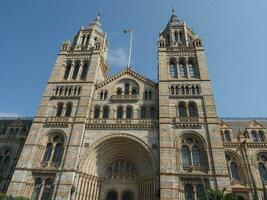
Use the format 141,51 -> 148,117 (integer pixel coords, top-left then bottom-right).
230,162 -> 240,180
126,106 -> 133,119
122,191 -> 134,200
170,86 -> 174,95
117,106 -> 123,119
107,159 -> 136,179
182,146 -> 191,168
196,184 -> 206,200
32,178 -> 54,200
179,62 -> 186,78
132,87 -> 138,95
192,146 -> 201,166
104,91 -> 108,99
63,63 -> 71,80
80,63 -> 88,80
178,102 -> 187,117
224,130 -> 231,142
125,83 -> 130,95
252,130 -> 258,142
116,88 -> 122,95
150,106 -> 156,119
258,163 -> 267,181
259,131 -> 265,142
32,178 -> 42,200
148,91 -> 152,100
184,184 -> 194,200
72,62 -> 80,80
140,106 -> 147,119
169,64 -> 177,78
144,91 -> 148,100
188,62 -> 197,78
0,156 -> 10,174
107,191 -> 118,200
188,102 -> 198,117
102,106 -> 109,119
174,31 -> 178,43
65,102 -> 72,117
94,106 -> 100,119
56,102 -> 64,117
42,135 -> 64,166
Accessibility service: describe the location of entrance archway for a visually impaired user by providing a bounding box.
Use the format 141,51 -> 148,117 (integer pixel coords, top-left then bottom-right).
122,191 -> 134,200
106,191 -> 118,200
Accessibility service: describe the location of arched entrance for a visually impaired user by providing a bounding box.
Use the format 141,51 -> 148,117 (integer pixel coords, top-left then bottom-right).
76,134 -> 158,200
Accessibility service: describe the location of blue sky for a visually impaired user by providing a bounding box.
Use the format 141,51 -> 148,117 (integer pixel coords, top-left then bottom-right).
0,0 -> 267,117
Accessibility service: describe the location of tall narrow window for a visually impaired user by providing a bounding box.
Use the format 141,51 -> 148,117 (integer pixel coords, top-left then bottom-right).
230,162 -> 240,180
192,146 -> 201,166
144,91 -> 148,100
107,191 -> 118,200
141,106 -> 147,119
224,130 -> 231,142
148,91 -> 152,100
56,102 -> 64,117
252,130 -> 258,142
182,145 -> 191,168
116,88 -> 122,95
63,63 -> 71,80
259,131 -> 265,142
258,163 -> 267,181
0,156 -> 10,173
31,178 -> 42,200
42,143 -> 52,162
178,102 -> 187,117
65,102 -> 72,117
125,83 -> 130,95
117,106 -> 123,119
72,62 -> 80,80
184,184 -> 194,200
52,143 -> 63,164
41,179 -> 54,200
126,106 -> 133,119
188,102 -> 198,117
94,106 -> 100,119
188,62 -> 196,78
196,184 -> 206,200
102,106 -> 109,119
80,63 -> 88,80
150,106 -> 156,119
169,64 -> 177,78
174,31 -> 179,43
179,62 -> 186,78
132,87 -> 138,95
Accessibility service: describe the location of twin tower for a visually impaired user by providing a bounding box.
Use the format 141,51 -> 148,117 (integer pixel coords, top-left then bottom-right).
6,10 -> 267,200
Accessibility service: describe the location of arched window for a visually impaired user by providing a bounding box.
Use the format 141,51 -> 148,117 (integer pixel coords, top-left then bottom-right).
175,86 -> 179,94
63,63 -> 71,80
169,63 -> 177,78
65,102 -> 72,117
230,162 -> 240,180
107,191 -> 118,200
104,90 -> 108,99
116,88 -> 122,95
94,106 -> 100,119
259,131 -> 265,142
178,102 -> 187,117
102,106 -> 110,119
117,106 -> 123,119
196,184 -> 206,200
80,62 -> 88,80
224,130 -> 231,142
125,83 -> 130,95
126,106 -> 133,119
52,143 -> 63,164
196,86 -> 201,94
31,178 -> 42,200
184,184 -> 194,200
0,156 -> 10,174
192,146 -> 201,166
144,91 -> 148,100
174,31 -> 179,43
41,178 -> 54,200
56,102 -> 64,117
140,106 -> 147,119
170,86 -> 174,95
179,31 -> 183,43
252,130 -> 258,142
150,106 -> 156,119
182,145 -> 191,168
188,62 -> 197,78
132,87 -> 138,95
100,91 -> 103,100
107,159 -> 136,179
148,91 -> 152,100
258,163 -> 267,181
42,143 -> 52,162
188,102 -> 198,117
72,62 -> 80,80
179,62 -> 186,78
192,86 -> 196,95
122,191 -> 134,200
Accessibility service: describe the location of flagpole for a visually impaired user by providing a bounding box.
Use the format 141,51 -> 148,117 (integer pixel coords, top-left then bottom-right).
128,30 -> 133,67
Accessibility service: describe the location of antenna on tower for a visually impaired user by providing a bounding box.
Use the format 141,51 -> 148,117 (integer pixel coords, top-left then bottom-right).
172,5 -> 176,14
123,29 -> 133,68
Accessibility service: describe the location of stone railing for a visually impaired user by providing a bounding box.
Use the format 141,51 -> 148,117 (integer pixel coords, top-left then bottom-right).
87,118 -> 157,129
175,117 -> 203,129
44,116 -> 72,127
110,95 -> 139,102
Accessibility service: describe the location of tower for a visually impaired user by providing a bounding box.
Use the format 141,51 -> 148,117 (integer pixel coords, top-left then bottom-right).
7,14 -> 109,199
157,10 -> 231,199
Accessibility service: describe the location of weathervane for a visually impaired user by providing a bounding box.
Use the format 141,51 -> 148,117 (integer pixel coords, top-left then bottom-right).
124,29 -> 133,67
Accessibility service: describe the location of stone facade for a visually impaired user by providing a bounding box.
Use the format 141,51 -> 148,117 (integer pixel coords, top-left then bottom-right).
4,10 -> 267,200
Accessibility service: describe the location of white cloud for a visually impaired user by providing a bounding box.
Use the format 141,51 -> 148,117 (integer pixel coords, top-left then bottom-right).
108,48 -> 128,68
0,112 -> 20,117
